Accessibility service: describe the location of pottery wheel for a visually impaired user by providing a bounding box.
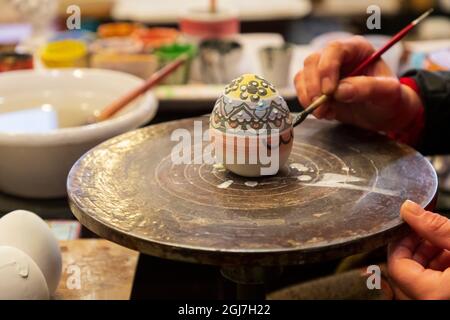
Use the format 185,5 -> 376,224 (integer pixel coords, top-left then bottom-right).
68,116 -> 437,266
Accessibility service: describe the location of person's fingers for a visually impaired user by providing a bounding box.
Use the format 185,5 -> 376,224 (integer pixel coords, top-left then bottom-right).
303,52 -> 322,102
317,36 -> 375,95
294,71 -> 310,108
392,284 -> 412,300
302,53 -> 333,119
428,250 -> 450,271
387,233 -> 423,285
295,70 -> 330,119
387,235 -> 434,299
388,233 -> 421,260
412,240 -> 442,267
313,98 -> 332,119
334,76 -> 401,105
317,41 -> 343,95
323,107 -> 337,120
366,59 -> 394,77
401,200 -> 450,250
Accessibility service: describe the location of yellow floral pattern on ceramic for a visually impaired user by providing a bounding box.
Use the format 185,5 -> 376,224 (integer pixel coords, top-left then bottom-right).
211,74 -> 292,133
224,74 -> 277,102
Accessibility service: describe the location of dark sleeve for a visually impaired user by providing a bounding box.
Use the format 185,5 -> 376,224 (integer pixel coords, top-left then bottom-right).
403,70 -> 450,155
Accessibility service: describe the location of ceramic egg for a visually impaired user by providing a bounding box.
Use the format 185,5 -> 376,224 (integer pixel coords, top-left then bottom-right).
0,246 -> 49,300
0,210 -> 62,294
209,74 -> 293,177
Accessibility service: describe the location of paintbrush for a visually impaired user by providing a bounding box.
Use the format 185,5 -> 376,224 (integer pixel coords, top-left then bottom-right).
90,53 -> 189,123
292,8 -> 434,127
210,0 -> 217,14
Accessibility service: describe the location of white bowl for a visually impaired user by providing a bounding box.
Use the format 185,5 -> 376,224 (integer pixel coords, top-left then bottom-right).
0,69 -> 158,198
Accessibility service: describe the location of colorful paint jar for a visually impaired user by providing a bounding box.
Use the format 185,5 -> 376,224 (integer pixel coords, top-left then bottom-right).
132,27 -> 179,51
155,43 -> 197,84
39,40 -> 88,68
97,22 -> 139,38
198,39 -> 243,84
209,74 -> 293,177
49,30 -> 96,44
179,7 -> 240,42
90,53 -> 159,79
0,53 -> 33,72
89,37 -> 144,54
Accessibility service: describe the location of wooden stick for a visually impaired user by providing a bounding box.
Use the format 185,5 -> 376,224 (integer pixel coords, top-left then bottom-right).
94,54 -> 189,123
210,0 -> 217,13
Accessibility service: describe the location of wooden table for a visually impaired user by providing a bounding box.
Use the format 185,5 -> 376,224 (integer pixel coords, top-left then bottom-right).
54,239 -> 138,300
67,116 -> 437,299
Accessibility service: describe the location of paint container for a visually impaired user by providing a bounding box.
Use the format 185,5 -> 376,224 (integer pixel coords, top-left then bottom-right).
89,37 -> 144,54
0,52 -> 33,72
258,44 -> 293,88
132,27 -> 179,52
198,39 -> 243,84
0,24 -> 32,53
179,6 -> 239,42
49,30 -> 96,44
97,22 -> 140,38
39,39 -> 88,68
89,37 -> 158,79
90,53 -> 159,79
155,43 -> 197,85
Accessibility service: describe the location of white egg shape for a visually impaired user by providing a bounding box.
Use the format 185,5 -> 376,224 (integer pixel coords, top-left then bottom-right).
0,210 -> 62,294
0,246 -> 49,300
210,74 -> 294,177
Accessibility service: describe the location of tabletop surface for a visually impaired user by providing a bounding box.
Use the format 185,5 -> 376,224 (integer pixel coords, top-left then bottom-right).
67,116 -> 437,266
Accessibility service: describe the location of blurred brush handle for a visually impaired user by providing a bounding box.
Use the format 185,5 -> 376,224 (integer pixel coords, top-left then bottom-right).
96,54 -> 189,122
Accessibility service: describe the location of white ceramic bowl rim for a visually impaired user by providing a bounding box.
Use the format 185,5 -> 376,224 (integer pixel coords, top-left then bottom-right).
0,69 -> 158,146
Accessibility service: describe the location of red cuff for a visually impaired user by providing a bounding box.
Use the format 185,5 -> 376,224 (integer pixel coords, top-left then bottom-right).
386,77 -> 425,146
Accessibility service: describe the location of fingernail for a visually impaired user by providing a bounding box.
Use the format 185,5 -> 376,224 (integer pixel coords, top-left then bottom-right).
401,200 -> 424,217
321,77 -> 334,94
335,82 -> 355,102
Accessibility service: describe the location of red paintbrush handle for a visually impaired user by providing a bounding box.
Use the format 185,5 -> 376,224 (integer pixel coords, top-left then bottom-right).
347,24 -> 413,77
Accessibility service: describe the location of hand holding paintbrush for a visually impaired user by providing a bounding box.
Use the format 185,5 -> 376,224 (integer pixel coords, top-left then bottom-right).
293,9 -> 433,128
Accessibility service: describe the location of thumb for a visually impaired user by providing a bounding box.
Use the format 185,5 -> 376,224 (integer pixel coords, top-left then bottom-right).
334,76 -> 401,104
400,200 -> 450,250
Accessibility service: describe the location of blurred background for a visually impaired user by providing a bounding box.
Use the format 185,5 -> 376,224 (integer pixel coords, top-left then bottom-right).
0,0 -> 449,299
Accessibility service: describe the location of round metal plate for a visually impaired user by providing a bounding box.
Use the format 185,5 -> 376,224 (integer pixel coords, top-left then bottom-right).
67,116 -> 437,266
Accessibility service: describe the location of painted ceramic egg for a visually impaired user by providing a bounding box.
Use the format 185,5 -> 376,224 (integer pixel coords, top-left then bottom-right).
0,246 -> 49,300
0,210 -> 62,294
209,74 -> 293,177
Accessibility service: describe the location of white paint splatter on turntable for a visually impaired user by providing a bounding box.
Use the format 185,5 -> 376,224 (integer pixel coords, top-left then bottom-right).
244,181 -> 258,187
297,175 -> 312,182
304,173 -> 399,196
213,163 -> 226,172
290,163 -> 308,172
313,212 -> 329,218
217,180 -> 233,189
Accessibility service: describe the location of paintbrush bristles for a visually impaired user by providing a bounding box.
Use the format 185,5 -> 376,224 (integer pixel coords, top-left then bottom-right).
293,95 -> 328,127
412,8 -> 433,25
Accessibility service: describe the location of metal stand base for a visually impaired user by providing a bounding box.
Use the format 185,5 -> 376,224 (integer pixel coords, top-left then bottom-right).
130,254 -> 284,300
221,266 -> 283,300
